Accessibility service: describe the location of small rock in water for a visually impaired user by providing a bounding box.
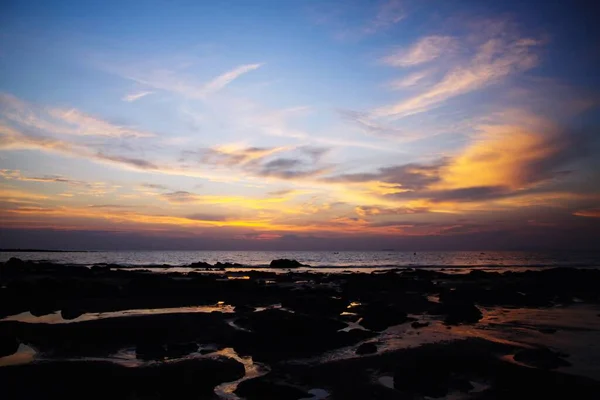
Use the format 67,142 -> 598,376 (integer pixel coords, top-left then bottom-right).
269,259 -> 305,268
355,342 -> 378,355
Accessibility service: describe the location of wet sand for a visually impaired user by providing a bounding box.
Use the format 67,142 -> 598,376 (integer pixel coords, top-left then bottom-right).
1,257 -> 600,399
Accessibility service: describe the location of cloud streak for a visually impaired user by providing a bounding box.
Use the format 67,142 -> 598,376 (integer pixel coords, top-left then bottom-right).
375,23 -> 542,118
122,91 -> 154,102
383,35 -> 457,67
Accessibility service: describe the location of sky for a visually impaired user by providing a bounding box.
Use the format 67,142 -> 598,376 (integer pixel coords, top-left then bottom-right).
0,0 -> 599,251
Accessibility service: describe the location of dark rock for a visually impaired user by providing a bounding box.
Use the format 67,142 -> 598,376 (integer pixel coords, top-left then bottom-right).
60,308 -> 84,320
355,342 -> 377,355
0,357 -> 245,400
136,342 -> 166,360
411,321 -> 430,329
435,297 -> 482,325
452,378 -> 474,393
0,334 -> 19,357
394,361 -> 449,398
234,304 -> 256,314
165,342 -> 198,358
236,377 -> 310,400
269,259 -> 304,268
538,327 -> 557,334
190,261 -> 212,268
281,294 -> 347,316
6,257 -> 26,269
359,303 -> 409,331
514,348 -> 571,369
215,262 -> 244,268
232,309 -> 374,361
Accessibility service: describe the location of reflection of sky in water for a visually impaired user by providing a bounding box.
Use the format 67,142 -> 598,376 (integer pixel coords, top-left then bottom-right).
1,304 -> 235,324
0,344 -> 36,367
307,304 -> 600,382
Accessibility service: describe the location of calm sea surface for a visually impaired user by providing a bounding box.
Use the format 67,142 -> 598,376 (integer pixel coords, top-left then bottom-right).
1,250 -> 599,269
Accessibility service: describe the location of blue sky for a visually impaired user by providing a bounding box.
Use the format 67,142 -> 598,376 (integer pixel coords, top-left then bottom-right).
1,0 -> 599,250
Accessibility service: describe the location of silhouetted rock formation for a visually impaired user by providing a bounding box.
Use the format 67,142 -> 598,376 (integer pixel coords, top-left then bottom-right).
269,259 -> 304,268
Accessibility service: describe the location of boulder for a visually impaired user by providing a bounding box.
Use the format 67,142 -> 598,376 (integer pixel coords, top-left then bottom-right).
269,259 -> 304,268
189,261 -> 212,268
60,308 -> 84,321
355,342 -> 377,355
359,303 -> 409,331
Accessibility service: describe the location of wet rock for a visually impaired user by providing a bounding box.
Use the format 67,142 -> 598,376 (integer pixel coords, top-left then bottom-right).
6,257 -> 26,269
215,262 -> 244,268
234,304 -> 256,314
394,361 -> 449,398
136,342 -> 166,360
0,357 -> 245,400
60,308 -> 84,320
236,377 -> 310,400
189,261 -> 212,268
281,294 -> 347,316
411,321 -> 429,329
435,298 -> 482,325
0,334 -> 19,357
359,303 -> 409,331
269,259 -> 304,268
165,342 -> 198,358
514,348 -> 571,369
538,327 -> 557,334
355,342 -> 377,355
232,309 -> 374,361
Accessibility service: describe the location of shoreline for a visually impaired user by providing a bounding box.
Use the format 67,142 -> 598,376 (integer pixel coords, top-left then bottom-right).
2,257 -> 600,399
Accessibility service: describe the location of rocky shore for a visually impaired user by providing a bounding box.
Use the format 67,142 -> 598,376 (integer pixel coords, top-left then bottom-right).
1,257 -> 600,399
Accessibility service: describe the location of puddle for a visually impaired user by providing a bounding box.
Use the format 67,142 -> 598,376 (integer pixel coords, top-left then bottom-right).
1,304 -> 235,324
214,348 -> 270,399
300,388 -> 330,400
0,344 -> 37,367
378,375 -> 394,389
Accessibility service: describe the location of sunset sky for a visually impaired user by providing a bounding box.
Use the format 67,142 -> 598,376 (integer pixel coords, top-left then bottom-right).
1,0 -> 599,250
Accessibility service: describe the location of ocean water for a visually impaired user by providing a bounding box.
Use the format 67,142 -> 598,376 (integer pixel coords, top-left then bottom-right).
1,250 -> 599,269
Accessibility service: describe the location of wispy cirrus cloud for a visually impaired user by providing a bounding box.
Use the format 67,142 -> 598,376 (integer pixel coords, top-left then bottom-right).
375,21 -> 543,119
122,91 -> 154,102
120,63 -> 263,99
388,69 -> 432,89
1,93 -> 155,138
382,35 -> 457,67
364,0 -> 405,34
202,63 -> 263,96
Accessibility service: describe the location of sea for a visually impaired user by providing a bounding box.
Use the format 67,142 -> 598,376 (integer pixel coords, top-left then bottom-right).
1,250 -> 599,271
